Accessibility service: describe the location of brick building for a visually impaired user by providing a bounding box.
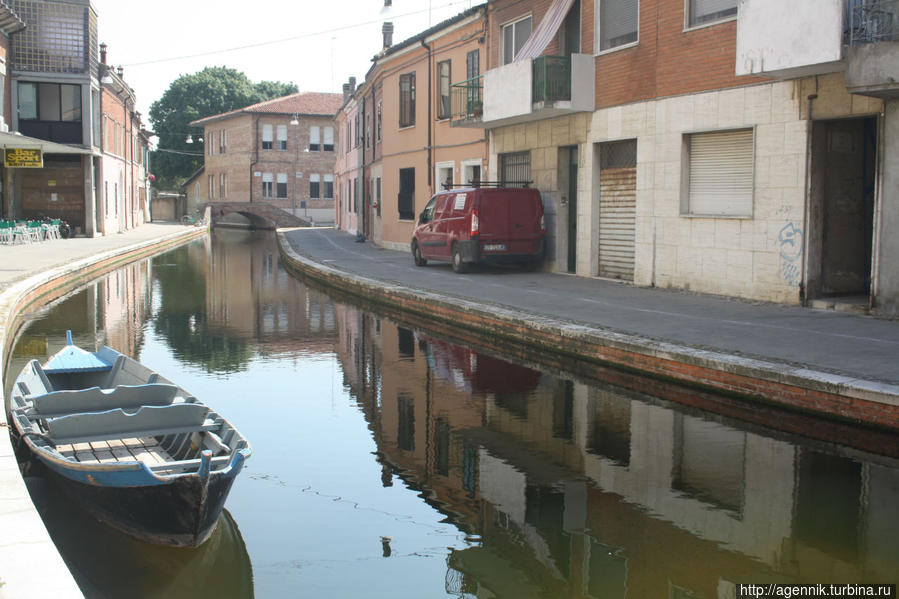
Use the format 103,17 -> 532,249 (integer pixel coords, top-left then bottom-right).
98,44 -> 151,234
190,92 -> 343,223
439,0 -> 899,316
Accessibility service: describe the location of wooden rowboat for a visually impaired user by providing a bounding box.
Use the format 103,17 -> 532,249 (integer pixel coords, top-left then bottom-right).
8,332 -> 251,547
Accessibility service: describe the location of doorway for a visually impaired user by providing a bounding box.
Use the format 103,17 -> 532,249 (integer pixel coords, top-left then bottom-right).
559,146 -> 579,273
808,117 -> 876,304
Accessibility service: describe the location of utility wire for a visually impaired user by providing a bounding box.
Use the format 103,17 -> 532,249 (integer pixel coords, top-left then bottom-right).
152,147 -> 204,156
123,1 -> 475,68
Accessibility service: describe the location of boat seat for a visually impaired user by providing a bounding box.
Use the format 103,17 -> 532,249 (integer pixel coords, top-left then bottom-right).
104,354 -> 157,387
15,360 -> 53,399
47,403 -> 211,445
33,383 -> 180,416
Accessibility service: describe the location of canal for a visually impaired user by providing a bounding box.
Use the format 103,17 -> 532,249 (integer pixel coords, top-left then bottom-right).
6,230 -> 899,598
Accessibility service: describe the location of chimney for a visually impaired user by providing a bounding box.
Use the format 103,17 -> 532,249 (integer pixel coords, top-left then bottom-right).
384,0 -> 391,6
349,76 -> 356,92
99,42 -> 107,65
116,65 -> 123,78
342,83 -> 351,102
382,22 -> 394,49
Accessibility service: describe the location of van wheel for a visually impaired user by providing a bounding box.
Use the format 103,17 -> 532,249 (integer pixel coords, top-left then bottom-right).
412,241 -> 427,266
452,245 -> 468,273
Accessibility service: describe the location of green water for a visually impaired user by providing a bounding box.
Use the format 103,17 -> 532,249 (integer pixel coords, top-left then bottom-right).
7,229 -> 899,598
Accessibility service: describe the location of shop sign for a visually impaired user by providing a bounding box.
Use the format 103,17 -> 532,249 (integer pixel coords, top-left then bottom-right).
5,148 -> 43,168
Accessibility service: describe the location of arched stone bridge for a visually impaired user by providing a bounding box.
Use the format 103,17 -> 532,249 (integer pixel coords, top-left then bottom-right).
201,202 -> 310,229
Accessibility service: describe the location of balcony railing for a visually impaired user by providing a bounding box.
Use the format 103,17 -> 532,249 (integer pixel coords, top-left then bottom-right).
532,55 -> 571,104
450,76 -> 483,123
846,0 -> 899,44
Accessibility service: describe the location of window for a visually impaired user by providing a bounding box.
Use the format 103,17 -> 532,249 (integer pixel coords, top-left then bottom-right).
262,173 -> 273,198
500,151 -> 531,186
437,60 -> 451,119
323,126 -> 334,151
262,124 -> 273,150
354,177 -> 360,212
376,177 -> 382,217
310,174 -> 321,199
277,125 -> 287,150
207,131 -> 214,155
277,173 -> 288,198
599,0 -> 638,51
688,0 -> 737,27
398,167 -> 415,220
219,129 -> 226,153
219,173 -> 226,199
208,175 -> 215,199
310,125 -> 320,151
324,174 -> 334,199
18,82 -> 82,121
502,16 -> 532,64
683,128 -> 754,217
376,101 -> 382,141
399,72 -> 416,128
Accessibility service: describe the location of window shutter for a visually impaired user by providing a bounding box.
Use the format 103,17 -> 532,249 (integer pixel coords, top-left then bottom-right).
691,0 -> 737,23
601,0 -> 639,49
688,129 -> 754,217
262,124 -> 273,142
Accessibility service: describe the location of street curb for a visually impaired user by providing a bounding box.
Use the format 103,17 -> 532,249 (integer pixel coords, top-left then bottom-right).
277,230 -> 899,433
0,226 -> 208,599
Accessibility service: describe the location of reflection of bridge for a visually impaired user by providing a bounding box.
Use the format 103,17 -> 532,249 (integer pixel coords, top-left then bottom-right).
201,202 -> 309,229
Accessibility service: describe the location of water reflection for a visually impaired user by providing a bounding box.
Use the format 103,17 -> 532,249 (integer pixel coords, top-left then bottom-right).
7,230 -> 898,598
336,311 -> 899,598
26,475 -> 253,599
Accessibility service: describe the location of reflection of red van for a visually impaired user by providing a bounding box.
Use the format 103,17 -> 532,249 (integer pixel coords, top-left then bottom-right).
411,186 -> 545,273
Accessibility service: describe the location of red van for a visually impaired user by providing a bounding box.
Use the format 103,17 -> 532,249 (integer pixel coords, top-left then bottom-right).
411,186 -> 546,273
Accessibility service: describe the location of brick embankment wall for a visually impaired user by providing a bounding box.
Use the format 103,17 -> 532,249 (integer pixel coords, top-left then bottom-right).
277,232 -> 899,444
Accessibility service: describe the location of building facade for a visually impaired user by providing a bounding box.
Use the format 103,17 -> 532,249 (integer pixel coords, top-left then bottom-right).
190,92 -> 343,224
0,0 -> 150,237
335,79 -> 362,234
436,0 -> 899,316
335,6 -> 489,250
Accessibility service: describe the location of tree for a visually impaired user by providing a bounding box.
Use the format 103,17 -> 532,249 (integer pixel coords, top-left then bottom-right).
254,80 -> 298,100
149,67 -> 297,191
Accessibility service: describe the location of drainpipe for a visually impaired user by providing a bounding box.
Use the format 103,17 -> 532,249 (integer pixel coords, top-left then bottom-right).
361,97 -> 366,238
421,38 -> 432,192
800,92 -> 817,305
250,116 -> 259,204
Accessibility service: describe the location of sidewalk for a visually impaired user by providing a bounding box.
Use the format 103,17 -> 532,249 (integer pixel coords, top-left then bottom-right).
278,227 -> 899,429
0,222 -> 207,599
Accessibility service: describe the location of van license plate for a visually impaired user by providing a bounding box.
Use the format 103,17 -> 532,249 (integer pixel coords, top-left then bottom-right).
483,244 -> 506,252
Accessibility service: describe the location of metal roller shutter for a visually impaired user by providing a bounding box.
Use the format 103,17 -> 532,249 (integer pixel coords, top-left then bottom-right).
599,140 -> 637,281
687,129 -> 754,217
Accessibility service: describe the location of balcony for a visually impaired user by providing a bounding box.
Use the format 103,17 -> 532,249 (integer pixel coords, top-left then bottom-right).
844,0 -> 899,98
450,54 -> 594,129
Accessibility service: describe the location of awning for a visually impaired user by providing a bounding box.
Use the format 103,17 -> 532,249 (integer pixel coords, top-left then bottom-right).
513,0 -> 576,62
0,131 -> 93,155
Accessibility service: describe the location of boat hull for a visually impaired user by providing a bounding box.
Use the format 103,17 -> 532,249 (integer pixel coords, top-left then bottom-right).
44,459 -> 239,547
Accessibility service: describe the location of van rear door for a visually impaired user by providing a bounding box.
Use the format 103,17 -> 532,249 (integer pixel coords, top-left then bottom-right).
477,189 -> 543,255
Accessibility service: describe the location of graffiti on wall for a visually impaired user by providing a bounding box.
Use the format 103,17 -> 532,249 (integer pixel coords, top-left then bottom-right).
778,222 -> 803,287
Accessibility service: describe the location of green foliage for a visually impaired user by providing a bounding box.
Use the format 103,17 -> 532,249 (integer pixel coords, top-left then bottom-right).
254,80 -> 298,99
149,67 -> 297,192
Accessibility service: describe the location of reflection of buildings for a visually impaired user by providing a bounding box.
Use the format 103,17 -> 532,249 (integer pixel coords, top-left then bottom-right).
200,230 -> 337,355
333,307 -> 899,598
7,258 -> 151,392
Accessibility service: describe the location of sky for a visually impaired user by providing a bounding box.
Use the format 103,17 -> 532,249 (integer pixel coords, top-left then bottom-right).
91,0 -> 481,123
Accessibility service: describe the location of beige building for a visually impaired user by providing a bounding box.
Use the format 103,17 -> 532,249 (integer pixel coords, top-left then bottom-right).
336,5 -> 489,250
190,92 -> 343,223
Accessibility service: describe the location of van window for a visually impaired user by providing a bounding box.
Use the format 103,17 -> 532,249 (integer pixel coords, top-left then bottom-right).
421,196 -> 438,222
450,192 -> 468,214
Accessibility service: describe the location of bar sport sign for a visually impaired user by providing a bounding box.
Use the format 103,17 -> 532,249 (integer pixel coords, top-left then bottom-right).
5,148 -> 43,168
